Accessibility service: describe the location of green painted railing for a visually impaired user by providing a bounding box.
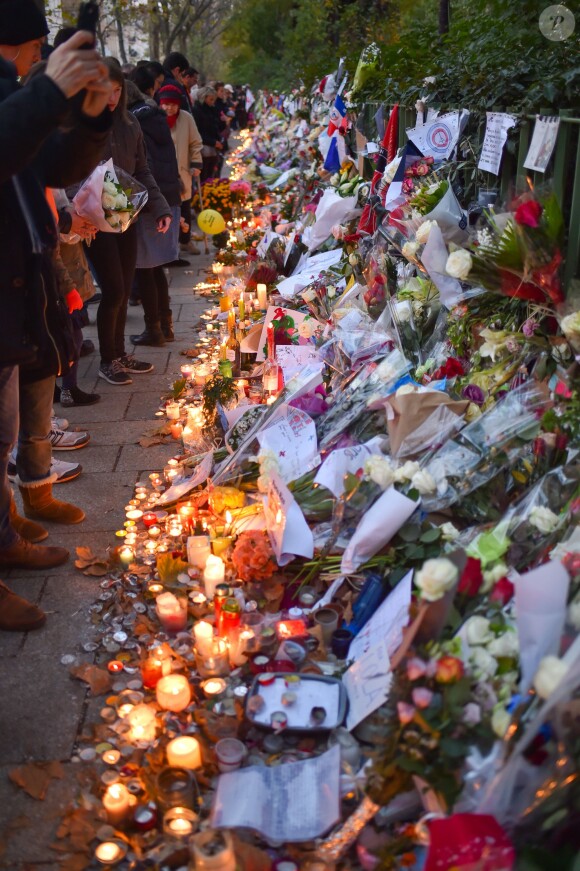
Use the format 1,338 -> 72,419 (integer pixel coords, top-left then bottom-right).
356,103 -> 580,292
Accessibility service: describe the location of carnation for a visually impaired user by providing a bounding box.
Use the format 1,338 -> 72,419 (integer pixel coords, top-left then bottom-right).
416,220 -> 436,245
445,248 -> 472,280
440,522 -> 460,541
364,455 -> 395,490
415,557 -> 458,602
529,506 -> 560,534
534,655 -> 569,700
231,531 -> 277,582
102,193 -> 118,210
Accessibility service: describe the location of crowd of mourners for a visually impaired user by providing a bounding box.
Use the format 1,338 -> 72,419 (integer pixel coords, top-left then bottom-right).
0,0 -> 251,633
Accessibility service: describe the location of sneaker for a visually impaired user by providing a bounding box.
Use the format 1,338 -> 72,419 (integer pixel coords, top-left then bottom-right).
98,360 -> 133,385
51,415 -> 69,431
49,428 -> 90,450
7,457 -> 82,484
117,354 -> 154,374
60,387 -> 101,407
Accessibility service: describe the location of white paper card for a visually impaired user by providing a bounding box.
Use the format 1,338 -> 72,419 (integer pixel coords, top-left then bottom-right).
258,406 -> 319,482
477,112 -> 517,176
248,677 -> 341,729
348,570 -> 413,662
524,115 -> 561,173
255,305 -> 316,362
314,440 -> 382,498
341,489 -> 419,573
264,471 -> 314,565
344,640 -> 392,730
276,344 -> 321,380
407,111 -> 468,160
212,745 -> 341,841
157,451 -> 213,505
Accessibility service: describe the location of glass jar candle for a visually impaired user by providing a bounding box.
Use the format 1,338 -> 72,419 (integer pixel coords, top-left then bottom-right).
156,766 -> 195,812
195,638 -> 229,677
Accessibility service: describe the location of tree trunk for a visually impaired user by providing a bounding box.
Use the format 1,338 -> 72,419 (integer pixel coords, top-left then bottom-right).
439,0 -> 450,34
114,2 -> 128,63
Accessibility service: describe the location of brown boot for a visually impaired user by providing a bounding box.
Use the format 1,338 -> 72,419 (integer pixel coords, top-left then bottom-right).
19,482 -> 85,525
0,536 -> 69,570
9,491 -> 48,543
0,580 -> 46,631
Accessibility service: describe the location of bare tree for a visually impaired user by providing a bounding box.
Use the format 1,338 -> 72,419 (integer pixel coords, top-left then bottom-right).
439,0 -> 450,34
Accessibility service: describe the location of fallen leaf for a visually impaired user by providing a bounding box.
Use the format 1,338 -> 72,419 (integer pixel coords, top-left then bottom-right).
74,546 -> 113,577
70,664 -> 112,696
81,562 -> 110,577
9,761 -> 64,800
156,553 -> 189,583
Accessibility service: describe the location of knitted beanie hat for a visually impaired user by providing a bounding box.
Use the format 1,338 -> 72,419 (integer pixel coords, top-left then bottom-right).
157,83 -> 183,104
0,0 -> 49,46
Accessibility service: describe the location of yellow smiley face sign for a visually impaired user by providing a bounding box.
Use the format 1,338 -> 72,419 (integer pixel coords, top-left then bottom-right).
198,209 -> 226,235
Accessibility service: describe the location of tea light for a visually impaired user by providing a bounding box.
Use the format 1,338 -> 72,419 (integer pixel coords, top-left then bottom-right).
127,703 -> 156,742
202,678 -> 227,699
123,519 -> 136,529
155,592 -> 188,633
115,529 -> 126,538
170,421 -> 183,440
190,591 -> 208,618
145,543 -> 159,557
117,702 -> 135,719
119,546 -> 134,568
102,748 -> 121,765
165,516 -> 184,539
190,830 -> 236,871
124,533 -> 137,546
103,782 -> 131,825
195,637 -> 230,677
148,525 -> 161,538
203,554 -> 225,598
166,402 -> 181,420
95,840 -> 126,866
156,674 -> 191,712
107,660 -> 124,674
178,504 -> 196,533
141,655 -> 164,689
187,535 -> 211,569
163,806 -> 198,838
147,580 -> 163,593
257,283 -> 268,310
180,364 -> 195,379
166,735 -> 202,770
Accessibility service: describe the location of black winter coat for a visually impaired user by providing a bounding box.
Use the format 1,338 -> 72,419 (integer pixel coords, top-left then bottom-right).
0,57 -> 111,373
192,101 -> 221,149
127,86 -> 181,208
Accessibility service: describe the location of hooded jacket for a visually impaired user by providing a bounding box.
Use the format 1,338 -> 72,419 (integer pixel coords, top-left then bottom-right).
0,56 -> 111,371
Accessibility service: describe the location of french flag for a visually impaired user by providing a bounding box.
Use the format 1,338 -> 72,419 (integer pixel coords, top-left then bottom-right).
323,132 -> 346,173
327,94 -> 347,136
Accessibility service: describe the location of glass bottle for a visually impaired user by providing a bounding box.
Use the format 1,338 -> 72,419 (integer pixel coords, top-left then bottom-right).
262,321 -> 280,400
225,309 -> 241,377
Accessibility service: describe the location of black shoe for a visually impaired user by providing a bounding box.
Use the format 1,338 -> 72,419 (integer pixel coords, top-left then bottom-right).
60,387 -> 101,407
117,354 -> 154,374
167,258 -> 190,267
130,327 -> 166,347
80,339 -> 95,357
98,360 -> 133,385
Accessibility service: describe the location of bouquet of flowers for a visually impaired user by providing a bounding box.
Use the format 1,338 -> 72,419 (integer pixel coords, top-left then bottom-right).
201,177 -> 233,218
73,158 -> 148,233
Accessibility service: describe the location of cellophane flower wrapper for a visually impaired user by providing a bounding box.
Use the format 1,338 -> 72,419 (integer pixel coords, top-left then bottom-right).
422,382 -> 550,511
73,159 -> 148,233
386,390 -> 469,458
361,238 -> 397,319
316,349 -> 411,450
388,296 -> 423,367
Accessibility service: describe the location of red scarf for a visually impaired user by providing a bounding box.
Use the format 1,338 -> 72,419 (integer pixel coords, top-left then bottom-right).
165,108 -> 180,129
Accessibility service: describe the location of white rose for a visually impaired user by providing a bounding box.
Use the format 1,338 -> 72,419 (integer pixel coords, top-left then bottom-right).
491,706 -> 510,738
395,301 -> 412,323
394,460 -> 420,483
414,558 -> 458,602
114,192 -> 128,209
364,455 -> 395,491
102,193 -> 118,210
470,646 -> 498,679
348,253 -> 358,266
410,469 -> 437,495
482,562 -> 509,593
103,180 -> 118,195
440,522 -> 460,541
560,311 -> 580,347
298,319 -> 316,339
567,597 -> 580,630
416,220 -> 436,245
327,285 -> 337,298
402,241 -> 419,260
529,506 -> 560,535
533,655 -> 569,700
488,630 -> 519,659
464,615 -> 493,646
445,248 -> 473,280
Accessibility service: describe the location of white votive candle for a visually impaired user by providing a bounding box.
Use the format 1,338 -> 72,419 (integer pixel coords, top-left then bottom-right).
103,782 -> 130,825
203,554 -> 225,598
166,735 -> 202,770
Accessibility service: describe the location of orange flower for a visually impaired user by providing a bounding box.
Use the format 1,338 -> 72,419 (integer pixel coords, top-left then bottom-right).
435,655 -> 464,684
401,853 -> 416,867
232,531 -> 277,581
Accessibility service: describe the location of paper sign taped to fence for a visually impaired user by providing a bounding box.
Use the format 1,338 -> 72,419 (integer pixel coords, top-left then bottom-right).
477,112 -> 517,176
264,471 -> 314,565
407,111 -> 468,160
524,115 -> 561,173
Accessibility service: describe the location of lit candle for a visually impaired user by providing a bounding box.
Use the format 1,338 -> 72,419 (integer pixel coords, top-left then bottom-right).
126,704 -> 156,742
166,736 -> 202,770
142,511 -> 157,528
257,283 -> 268,310
170,421 -> 183,440
156,674 -> 191,712
102,749 -> 121,765
166,402 -> 181,420
119,546 -> 134,568
193,620 -> 214,656
178,504 -> 196,533
148,525 -> 161,538
124,533 -> 137,546
180,364 -> 195,379
155,592 -> 188,633
117,702 -> 134,719
202,677 -> 227,699
230,628 -> 255,666
125,508 -> 143,521
195,638 -> 230,678
163,806 -> 198,839
203,554 -> 225,598
95,840 -> 125,866
103,782 -> 131,825
147,579 -> 163,593
187,535 -> 211,569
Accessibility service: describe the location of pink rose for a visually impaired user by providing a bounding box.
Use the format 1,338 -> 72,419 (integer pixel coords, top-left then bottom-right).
406,657 -> 427,681
397,702 -> 416,724
462,703 -> 482,725
411,688 -> 433,709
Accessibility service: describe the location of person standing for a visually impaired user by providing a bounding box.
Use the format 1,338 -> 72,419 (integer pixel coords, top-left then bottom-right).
0,2 -> 112,630
158,82 -> 203,258
192,86 -> 222,181
82,59 -> 172,386
126,75 -> 181,346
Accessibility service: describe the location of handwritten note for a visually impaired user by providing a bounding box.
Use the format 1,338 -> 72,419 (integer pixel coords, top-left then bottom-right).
348,570 -> 413,662
478,112 -> 517,175
264,471 -> 314,565
276,344 -> 321,381
344,640 -> 392,730
524,115 -> 561,173
258,405 -> 319,482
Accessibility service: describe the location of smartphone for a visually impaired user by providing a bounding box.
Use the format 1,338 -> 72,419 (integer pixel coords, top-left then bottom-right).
77,1 -> 99,45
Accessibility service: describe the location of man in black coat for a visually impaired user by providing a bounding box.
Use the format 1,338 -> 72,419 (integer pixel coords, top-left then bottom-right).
0,0 -> 112,631
161,51 -> 193,113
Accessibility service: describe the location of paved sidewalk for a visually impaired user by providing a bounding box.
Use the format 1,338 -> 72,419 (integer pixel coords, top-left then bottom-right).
0,255 -> 213,869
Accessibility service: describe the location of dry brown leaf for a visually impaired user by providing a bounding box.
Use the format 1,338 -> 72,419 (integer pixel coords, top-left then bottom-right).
70,664 -> 112,696
81,562 -> 110,577
9,761 -> 64,800
139,435 -> 167,447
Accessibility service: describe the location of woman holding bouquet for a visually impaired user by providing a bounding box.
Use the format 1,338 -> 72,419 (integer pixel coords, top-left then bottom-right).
81,59 -> 172,385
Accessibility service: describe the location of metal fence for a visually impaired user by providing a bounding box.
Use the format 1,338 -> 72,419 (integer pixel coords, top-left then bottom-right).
357,103 -> 580,291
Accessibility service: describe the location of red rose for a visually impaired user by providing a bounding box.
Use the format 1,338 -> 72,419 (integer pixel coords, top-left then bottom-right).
490,577 -> 515,605
458,557 -> 483,596
444,357 -> 465,377
514,200 -> 543,228
435,656 -> 464,684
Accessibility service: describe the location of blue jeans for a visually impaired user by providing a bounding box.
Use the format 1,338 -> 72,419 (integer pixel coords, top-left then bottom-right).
0,365 -> 19,549
16,374 -> 55,488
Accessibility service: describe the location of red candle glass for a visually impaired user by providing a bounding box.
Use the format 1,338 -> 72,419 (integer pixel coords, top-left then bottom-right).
141,656 -> 164,689
142,512 -> 158,529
